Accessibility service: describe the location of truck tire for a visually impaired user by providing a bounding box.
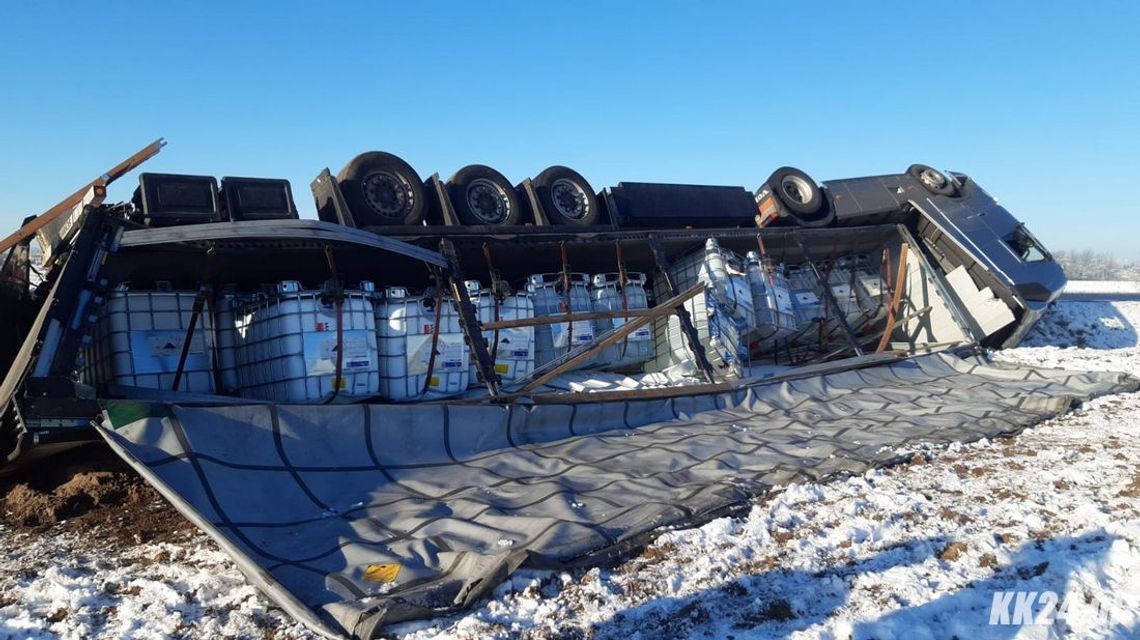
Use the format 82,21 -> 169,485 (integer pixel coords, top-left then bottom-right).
533,166 -> 599,226
767,167 -> 825,218
907,164 -> 958,197
337,152 -> 426,226
447,165 -> 522,226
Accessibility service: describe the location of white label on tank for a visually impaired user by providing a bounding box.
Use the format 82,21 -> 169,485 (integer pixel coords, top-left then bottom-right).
406,334 -> 434,375
406,334 -> 465,375
494,328 -> 532,359
305,333 -> 372,375
146,332 -> 204,358
631,326 -> 652,341
551,319 -> 591,349
436,338 -> 465,370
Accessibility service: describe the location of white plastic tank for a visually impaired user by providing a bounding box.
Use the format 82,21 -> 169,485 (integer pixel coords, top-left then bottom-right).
658,239 -> 756,373
526,273 -> 595,368
839,256 -> 887,326
234,280 -> 380,403
85,283 -> 216,394
591,272 -> 654,371
744,251 -> 797,345
464,280 -> 535,386
214,286 -> 242,394
787,266 -> 824,329
375,286 -> 470,401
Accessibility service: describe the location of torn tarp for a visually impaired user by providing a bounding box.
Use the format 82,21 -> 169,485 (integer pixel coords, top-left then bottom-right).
96,353 -> 1138,638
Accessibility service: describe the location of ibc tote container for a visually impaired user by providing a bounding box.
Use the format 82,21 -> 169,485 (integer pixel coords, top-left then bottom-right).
591,272 -> 654,371
787,266 -> 824,328
653,239 -> 755,376
464,280 -> 535,386
375,287 -> 469,402
234,281 -> 379,403
85,283 -> 216,394
526,273 -> 595,368
744,251 -> 797,345
827,255 -> 886,327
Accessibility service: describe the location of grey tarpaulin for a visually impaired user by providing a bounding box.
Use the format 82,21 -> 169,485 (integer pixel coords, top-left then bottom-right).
96,353 -> 1138,638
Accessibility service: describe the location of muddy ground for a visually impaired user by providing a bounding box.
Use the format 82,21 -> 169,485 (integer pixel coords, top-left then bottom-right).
0,444 -> 194,548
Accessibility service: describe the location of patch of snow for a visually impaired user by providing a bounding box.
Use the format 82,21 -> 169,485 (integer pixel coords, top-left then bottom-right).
1065,280 -> 1140,295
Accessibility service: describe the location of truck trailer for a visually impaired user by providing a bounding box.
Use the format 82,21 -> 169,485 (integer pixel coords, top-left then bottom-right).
1,142 -> 1122,639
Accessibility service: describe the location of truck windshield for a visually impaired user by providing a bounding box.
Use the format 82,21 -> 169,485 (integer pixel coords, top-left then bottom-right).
1004,225 -> 1050,263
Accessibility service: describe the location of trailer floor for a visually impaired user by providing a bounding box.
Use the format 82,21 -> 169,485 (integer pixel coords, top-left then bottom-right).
2,300 -> 1139,640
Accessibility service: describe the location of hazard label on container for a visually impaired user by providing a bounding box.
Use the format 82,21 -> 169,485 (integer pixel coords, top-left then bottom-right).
305,333 -> 373,375
147,332 -> 205,358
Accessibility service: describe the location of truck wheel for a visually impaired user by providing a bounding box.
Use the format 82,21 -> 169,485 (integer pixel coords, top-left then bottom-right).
767,167 -> 824,217
533,166 -> 599,226
447,165 -> 522,226
907,164 -> 958,197
337,152 -> 426,225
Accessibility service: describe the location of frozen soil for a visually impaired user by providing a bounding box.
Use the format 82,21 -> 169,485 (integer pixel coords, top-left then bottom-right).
0,445 -> 190,546
2,299 -> 1139,639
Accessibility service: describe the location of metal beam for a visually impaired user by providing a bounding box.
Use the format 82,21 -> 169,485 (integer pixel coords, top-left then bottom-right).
0,139 -> 165,255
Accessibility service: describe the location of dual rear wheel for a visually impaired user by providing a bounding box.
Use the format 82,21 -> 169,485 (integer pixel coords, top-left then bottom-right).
338,152 -> 599,226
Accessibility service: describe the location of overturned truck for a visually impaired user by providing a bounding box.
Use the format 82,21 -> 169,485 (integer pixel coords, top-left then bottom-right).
2,141 -> 1132,637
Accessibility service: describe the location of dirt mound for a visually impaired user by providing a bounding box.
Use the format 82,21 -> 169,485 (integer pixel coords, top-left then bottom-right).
0,444 -> 195,547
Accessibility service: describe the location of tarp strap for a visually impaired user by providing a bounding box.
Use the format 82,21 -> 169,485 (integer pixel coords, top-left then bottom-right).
420,269 -> 445,397
172,244 -> 215,391
560,242 -> 573,348
322,246 -> 346,404
482,244 -> 502,364
615,241 -> 630,360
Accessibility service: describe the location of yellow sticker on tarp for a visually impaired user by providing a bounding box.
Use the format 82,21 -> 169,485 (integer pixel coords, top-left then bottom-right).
333,377 -> 347,390
494,363 -> 509,374
363,563 -> 401,583
429,375 -> 440,388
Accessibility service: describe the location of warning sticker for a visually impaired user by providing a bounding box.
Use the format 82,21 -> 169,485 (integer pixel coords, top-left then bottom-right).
304,332 -> 374,375
147,332 -> 205,358
407,335 -> 465,375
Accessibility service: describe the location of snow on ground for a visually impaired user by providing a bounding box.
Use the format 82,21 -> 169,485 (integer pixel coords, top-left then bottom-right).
1065,281 -> 1140,295
3,299 -> 1140,639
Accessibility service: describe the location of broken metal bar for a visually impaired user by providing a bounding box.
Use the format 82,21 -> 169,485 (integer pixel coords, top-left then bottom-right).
0,139 -> 165,255
481,307 -> 661,331
507,284 -> 705,394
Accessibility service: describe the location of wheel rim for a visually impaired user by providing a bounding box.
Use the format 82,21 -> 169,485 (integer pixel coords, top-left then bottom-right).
466,178 -> 510,223
361,170 -> 414,219
550,178 -> 590,220
919,168 -> 947,190
779,175 -> 814,204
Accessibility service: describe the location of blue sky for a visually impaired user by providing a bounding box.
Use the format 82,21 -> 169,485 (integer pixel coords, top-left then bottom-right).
1,1 -> 1136,256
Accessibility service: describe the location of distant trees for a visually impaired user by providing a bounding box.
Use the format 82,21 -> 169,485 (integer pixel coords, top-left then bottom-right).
1053,249 -> 1139,281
